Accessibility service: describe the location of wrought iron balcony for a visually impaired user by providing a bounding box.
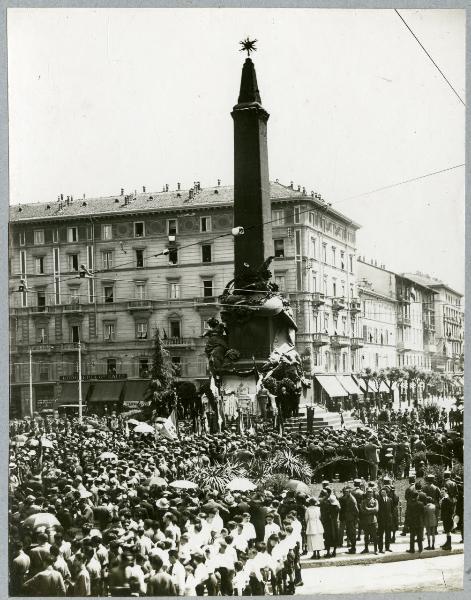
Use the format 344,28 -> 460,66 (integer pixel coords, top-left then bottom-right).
349,298 -> 361,314
397,314 -> 411,326
30,305 -> 51,316
64,301 -> 82,313
59,342 -> 87,352
330,334 -> 350,348
127,300 -> 152,311
424,344 -> 437,353
162,337 -> 196,348
397,341 -> 412,352
60,373 -> 127,381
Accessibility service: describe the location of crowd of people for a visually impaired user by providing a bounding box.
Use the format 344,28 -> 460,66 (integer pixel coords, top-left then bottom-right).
8,405 -> 464,597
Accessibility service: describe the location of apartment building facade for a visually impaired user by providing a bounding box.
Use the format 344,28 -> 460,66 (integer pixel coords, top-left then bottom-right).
9,181 -> 361,416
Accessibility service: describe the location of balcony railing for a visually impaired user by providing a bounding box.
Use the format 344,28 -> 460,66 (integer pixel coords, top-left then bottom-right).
397,294 -> 411,304
60,373 -> 127,381
30,343 -> 53,353
311,332 -> 330,346
351,337 -> 364,349
127,300 -> 152,310
332,297 -> 346,311
64,302 -> 82,312
59,342 -> 87,352
397,314 -> 411,326
350,299 -> 361,314
311,292 -> 325,307
424,344 -> 437,353
330,335 -> 350,348
397,341 -> 411,352
30,306 -> 50,315
162,337 -> 196,348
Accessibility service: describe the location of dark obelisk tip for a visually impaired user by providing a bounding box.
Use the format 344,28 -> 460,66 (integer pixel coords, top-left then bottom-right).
238,58 -> 262,105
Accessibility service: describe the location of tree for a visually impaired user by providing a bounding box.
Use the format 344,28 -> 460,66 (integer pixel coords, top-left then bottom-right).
143,327 -> 175,418
359,367 -> 373,401
383,367 -> 406,405
403,366 -> 423,406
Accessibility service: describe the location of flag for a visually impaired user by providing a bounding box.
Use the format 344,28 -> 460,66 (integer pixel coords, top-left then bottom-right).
40,437 -> 54,449
158,411 -> 178,440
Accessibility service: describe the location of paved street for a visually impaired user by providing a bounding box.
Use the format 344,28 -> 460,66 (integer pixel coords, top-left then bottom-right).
299,554 -> 464,594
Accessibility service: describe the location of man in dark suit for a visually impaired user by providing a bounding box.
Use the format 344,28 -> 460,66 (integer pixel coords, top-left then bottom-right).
440,488 -> 455,550
339,487 -> 359,553
406,491 -> 425,553
351,479 -> 365,541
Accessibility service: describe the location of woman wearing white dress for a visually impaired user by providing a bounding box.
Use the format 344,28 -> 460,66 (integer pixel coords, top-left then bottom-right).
305,497 -> 324,559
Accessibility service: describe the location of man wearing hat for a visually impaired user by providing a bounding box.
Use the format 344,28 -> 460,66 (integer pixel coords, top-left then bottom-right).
401,475 -> 416,536
422,474 -> 441,520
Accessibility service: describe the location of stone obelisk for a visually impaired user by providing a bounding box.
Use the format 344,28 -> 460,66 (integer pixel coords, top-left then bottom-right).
232,50 -> 273,282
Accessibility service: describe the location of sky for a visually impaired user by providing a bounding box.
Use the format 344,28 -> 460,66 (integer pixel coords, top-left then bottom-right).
7,8 -> 465,292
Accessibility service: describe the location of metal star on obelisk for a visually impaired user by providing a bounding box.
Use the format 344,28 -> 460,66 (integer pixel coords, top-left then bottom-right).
239,37 -> 257,57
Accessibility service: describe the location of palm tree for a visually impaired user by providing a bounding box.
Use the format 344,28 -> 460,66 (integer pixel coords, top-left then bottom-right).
403,366 -> 423,407
383,367 -> 405,405
359,367 -> 374,402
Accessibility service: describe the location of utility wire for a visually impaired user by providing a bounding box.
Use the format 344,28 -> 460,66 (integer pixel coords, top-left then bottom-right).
394,9 -> 465,107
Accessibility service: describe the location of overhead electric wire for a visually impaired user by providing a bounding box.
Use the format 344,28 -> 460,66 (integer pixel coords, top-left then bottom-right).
394,9 -> 465,107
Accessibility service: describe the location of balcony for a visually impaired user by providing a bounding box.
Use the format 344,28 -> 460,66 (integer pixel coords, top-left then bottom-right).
331,297 -> 346,311
30,305 -> 51,316
311,292 -> 325,307
330,334 -> 350,348
195,296 -> 217,305
60,373 -> 127,381
127,300 -> 152,311
425,344 -> 437,353
59,342 -> 87,353
162,337 -> 196,348
30,343 -> 53,353
351,337 -> 364,349
311,332 -> 330,346
423,321 -> 435,332
397,314 -> 411,327
64,301 -> 82,313
349,299 -> 361,314
397,341 -> 412,352
398,294 -> 411,304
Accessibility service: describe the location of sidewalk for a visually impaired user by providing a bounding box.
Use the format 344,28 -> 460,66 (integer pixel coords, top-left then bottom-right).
300,533 -> 463,568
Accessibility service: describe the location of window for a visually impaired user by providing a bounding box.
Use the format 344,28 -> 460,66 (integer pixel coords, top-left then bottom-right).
340,252 -> 345,270
39,363 -> 49,382
294,206 -> 301,224
342,316 -> 347,335
274,239 -> 285,258
102,224 -> 113,240
107,358 -> 117,376
342,353 -> 347,372
168,281 -> 180,299
169,320 -> 181,338
52,229 -> 59,243
70,325 -> 80,343
135,283 -> 146,299
135,249 -> 144,268
34,230 -> 45,245
203,280 -> 213,297
275,274 -> 285,291
332,281 -> 337,297
136,322 -> 148,340
103,285 -> 114,303
312,274 -> 317,292
295,230 -> 302,256
324,314 -> 329,333
168,248 -> 178,265
102,251 -> 113,270
200,216 -> 211,232
272,210 -> 285,225
323,276 -> 328,295
37,291 -> 46,311
349,255 -> 353,273
311,237 -> 316,259
19,231 -> 26,246
36,326 -> 47,344
172,356 -> 182,376
68,254 -> 79,272
35,257 -> 45,274
202,245 -> 212,263
70,287 -> 80,304
167,219 -> 177,235
67,227 -> 78,243
86,226 -> 93,241
331,247 -> 336,267
134,222 -> 145,238
104,321 -> 116,341
202,319 -> 211,334
139,357 -> 149,378
322,244 -> 327,263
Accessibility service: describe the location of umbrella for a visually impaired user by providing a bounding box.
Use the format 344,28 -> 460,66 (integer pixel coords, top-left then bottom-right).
227,478 -> 256,492
134,423 -> 155,434
99,452 -> 118,460
23,513 -> 61,530
127,419 -> 141,426
148,476 -> 167,487
169,480 -> 198,490
286,479 -> 311,495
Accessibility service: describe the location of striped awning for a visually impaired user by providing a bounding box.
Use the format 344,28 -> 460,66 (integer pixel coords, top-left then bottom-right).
315,375 -> 347,398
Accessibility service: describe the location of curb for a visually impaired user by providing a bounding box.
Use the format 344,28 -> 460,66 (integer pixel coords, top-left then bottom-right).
300,547 -> 463,569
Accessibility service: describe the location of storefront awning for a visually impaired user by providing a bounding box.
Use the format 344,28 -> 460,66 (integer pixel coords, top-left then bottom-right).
59,382 -> 90,405
315,375 -> 347,398
88,381 -> 125,403
355,377 -> 375,393
337,375 -> 363,396
122,381 -> 148,407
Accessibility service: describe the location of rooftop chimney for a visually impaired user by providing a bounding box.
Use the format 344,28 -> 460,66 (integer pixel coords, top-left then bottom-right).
121,188 -> 124,196
290,181 -> 293,189
217,179 -> 221,186
83,193 -> 86,199
297,185 -> 301,192
142,186 -> 146,193
177,183 -> 181,191
189,188 -> 194,199
165,184 -> 169,192
302,187 -> 306,195
60,194 -> 64,201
